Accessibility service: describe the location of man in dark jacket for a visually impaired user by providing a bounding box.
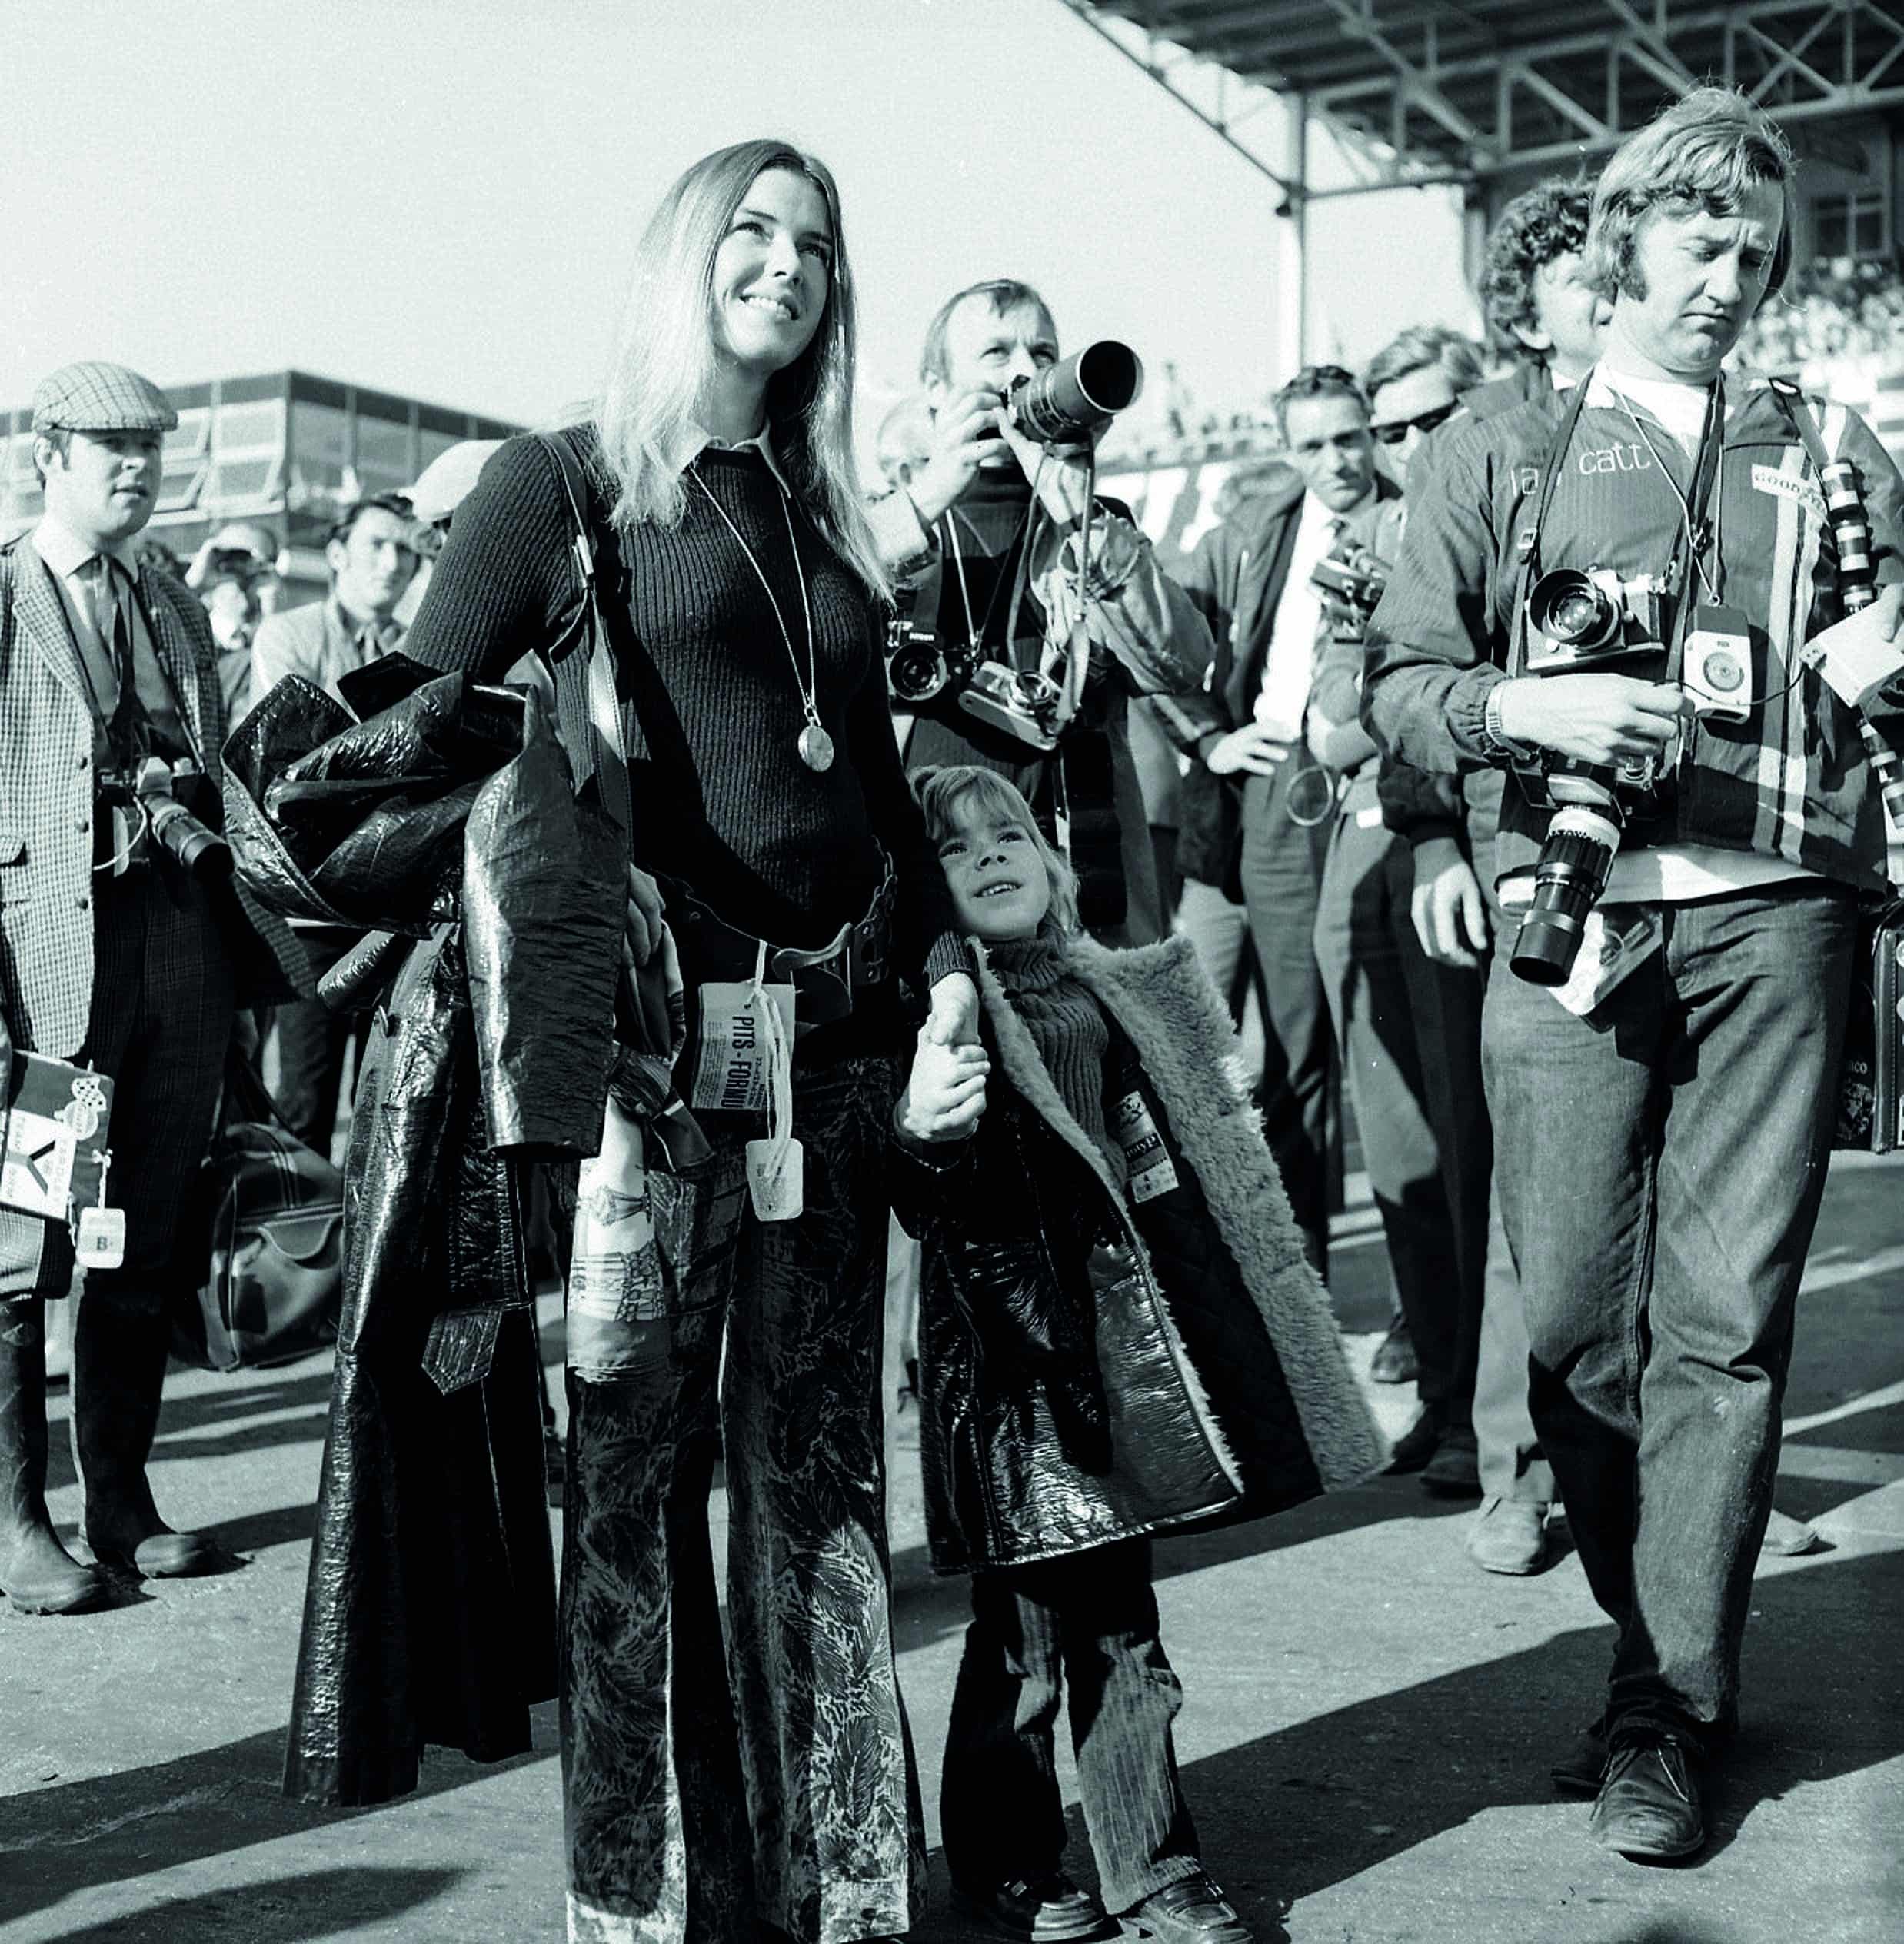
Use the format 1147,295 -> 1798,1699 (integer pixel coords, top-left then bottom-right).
870,278 -> 1213,947
1154,366 -> 1386,1275
1391,178 -> 1609,1574
1363,88 -> 1904,1859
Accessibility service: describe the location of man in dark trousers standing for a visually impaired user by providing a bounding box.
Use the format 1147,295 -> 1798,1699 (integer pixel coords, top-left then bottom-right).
1157,366 -> 1388,1277
0,362 -> 305,1616
1365,90 -> 1904,1856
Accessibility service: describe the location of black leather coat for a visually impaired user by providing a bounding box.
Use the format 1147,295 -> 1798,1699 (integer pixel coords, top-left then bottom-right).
225,666 -> 624,1805
890,934 -> 1385,1576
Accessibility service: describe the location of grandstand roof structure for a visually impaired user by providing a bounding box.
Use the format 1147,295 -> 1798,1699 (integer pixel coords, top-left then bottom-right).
1061,1 -> 1904,196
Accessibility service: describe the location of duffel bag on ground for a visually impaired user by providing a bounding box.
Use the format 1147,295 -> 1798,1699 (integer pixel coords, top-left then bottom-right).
173,1053 -> 343,1371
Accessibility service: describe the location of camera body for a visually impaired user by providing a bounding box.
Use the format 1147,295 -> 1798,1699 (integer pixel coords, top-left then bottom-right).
885,592 -> 970,706
884,603 -> 1064,751
1524,566 -> 1666,674
99,755 -> 231,880
1508,565 -> 1676,986
1310,541 -> 1389,643
957,661 -> 1064,751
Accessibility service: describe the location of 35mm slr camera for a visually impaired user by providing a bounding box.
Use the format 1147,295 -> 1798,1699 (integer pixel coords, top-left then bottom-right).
1311,540 -> 1389,643
99,755 -> 232,881
1509,565 -> 1670,985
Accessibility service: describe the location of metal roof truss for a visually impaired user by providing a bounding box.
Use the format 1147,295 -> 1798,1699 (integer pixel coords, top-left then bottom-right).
1063,1 -> 1904,200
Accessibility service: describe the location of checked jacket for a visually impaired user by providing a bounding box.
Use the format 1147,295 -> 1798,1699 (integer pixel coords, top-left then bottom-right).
0,535 -> 306,1057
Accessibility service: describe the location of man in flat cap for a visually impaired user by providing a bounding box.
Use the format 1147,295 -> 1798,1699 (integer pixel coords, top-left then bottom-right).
0,361 -> 306,1616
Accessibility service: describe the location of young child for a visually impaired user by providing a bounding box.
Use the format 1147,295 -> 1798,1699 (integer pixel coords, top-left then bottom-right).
893,766 -> 1384,1944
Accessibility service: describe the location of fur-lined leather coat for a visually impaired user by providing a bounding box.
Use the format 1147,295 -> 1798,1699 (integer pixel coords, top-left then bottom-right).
890,930 -> 1383,1576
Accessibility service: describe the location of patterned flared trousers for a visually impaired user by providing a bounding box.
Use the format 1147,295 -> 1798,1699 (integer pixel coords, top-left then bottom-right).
562,1054 -> 924,1944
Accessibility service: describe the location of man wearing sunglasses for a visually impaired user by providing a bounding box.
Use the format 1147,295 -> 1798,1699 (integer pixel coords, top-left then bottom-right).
1364,328 -> 1486,484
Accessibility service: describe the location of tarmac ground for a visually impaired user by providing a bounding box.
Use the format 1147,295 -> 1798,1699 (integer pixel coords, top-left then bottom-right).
2,1153 -> 1900,1943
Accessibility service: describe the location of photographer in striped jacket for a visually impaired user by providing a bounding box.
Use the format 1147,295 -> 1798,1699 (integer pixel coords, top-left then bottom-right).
1363,88 -> 1904,1862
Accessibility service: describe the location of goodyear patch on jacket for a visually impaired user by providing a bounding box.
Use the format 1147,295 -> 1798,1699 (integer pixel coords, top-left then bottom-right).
1752,463 -> 1826,518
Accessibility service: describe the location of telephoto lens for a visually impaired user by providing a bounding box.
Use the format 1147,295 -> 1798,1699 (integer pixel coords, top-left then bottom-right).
146,795 -> 233,880
1007,341 -> 1143,444
135,757 -> 233,881
1510,802 -> 1623,984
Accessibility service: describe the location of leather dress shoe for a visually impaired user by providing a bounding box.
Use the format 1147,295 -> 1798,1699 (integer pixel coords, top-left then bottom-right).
1420,1424 -> 1480,1497
1119,1874 -> 1252,1944
951,1873 -> 1118,1942
1369,1316 -> 1417,1385
1551,1719 -> 1610,1796
1386,1406 -> 1443,1474
1589,1733 -> 1706,1860
1466,1496 -> 1549,1575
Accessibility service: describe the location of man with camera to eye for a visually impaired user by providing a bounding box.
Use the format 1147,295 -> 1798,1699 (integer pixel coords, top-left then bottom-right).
0,362 -> 306,1616
869,278 -> 1213,947
1363,89 -> 1904,1860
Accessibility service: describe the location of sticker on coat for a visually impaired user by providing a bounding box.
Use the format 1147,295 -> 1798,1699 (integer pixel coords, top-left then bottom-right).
1112,1090 -> 1179,1204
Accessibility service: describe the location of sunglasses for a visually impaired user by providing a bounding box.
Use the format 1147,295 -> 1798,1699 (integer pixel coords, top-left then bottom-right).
1370,399 -> 1460,446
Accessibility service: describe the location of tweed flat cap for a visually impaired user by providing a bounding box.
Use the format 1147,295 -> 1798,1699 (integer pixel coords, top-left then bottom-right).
31,361 -> 178,435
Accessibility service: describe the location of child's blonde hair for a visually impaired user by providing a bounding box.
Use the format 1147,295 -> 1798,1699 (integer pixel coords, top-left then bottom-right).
914,765 -> 1081,941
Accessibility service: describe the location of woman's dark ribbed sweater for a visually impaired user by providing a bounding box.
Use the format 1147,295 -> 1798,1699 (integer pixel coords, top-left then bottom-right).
401,426 -> 959,984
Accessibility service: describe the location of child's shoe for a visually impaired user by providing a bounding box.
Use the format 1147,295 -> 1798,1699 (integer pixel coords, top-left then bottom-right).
951,1872 -> 1119,1942
1118,1873 -> 1253,1944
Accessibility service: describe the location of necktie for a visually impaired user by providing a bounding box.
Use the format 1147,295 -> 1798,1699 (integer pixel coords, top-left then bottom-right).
356,620 -> 397,664
89,558 -> 149,764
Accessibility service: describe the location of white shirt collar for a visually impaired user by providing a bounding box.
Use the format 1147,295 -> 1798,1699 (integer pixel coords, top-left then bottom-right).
32,511 -> 137,580
667,421 -> 794,495
1301,484 -> 1373,536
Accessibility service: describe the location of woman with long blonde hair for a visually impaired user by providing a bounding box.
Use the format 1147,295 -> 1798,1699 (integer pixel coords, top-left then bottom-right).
402,138 -> 974,1944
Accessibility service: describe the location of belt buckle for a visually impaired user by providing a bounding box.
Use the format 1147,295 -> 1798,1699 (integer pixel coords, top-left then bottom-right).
771,927 -> 854,1033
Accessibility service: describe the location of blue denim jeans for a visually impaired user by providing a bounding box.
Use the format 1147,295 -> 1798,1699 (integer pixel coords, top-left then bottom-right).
1482,882 -> 1858,1743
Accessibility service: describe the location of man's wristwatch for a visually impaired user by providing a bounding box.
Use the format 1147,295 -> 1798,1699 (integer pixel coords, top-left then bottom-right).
1482,680 -> 1541,764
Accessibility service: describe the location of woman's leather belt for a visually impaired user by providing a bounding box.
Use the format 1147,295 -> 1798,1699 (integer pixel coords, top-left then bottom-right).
664,861 -> 895,1038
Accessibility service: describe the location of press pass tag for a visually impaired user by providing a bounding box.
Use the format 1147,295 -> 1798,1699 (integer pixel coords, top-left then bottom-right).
745,1136 -> 804,1223
75,1149 -> 125,1270
76,1205 -> 125,1270
689,980 -> 796,1114
1112,1090 -> 1177,1205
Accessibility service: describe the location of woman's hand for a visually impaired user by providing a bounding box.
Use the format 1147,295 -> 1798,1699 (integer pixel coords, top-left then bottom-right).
1492,674 -> 1685,769
622,861 -> 665,971
897,1035 -> 990,1144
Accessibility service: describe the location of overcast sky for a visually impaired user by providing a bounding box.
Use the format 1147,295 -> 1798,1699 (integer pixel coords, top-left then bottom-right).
2,0 -> 1482,428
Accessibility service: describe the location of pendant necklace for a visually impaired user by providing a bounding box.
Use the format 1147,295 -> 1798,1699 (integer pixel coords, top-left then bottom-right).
690,464 -> 833,771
